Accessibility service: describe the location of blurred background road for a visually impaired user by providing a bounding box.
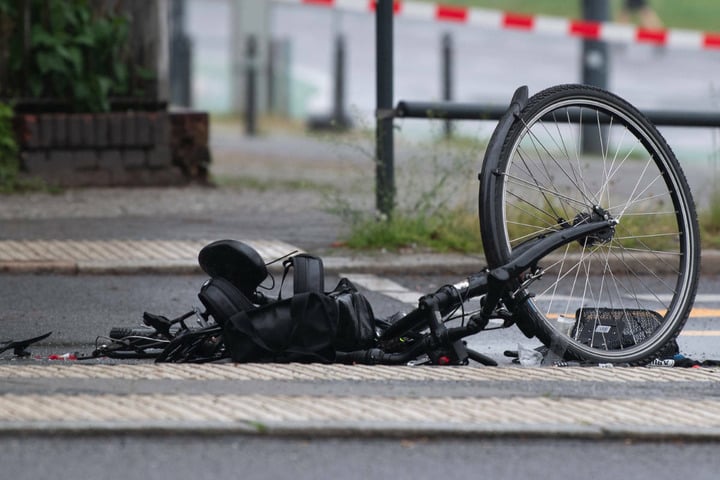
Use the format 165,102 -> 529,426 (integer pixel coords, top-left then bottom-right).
174,0 -> 720,223
189,0 -> 720,172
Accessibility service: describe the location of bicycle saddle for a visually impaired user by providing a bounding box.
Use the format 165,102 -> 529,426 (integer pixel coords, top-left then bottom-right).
198,239 -> 268,296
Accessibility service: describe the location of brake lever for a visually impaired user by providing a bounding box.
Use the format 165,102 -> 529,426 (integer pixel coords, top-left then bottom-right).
0,331 -> 52,357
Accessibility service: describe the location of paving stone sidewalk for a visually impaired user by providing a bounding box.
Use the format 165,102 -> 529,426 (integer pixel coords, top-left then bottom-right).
0,128 -> 490,275
1,363 -> 719,439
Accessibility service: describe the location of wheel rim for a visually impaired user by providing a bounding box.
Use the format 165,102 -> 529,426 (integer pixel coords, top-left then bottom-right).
499,95 -> 697,360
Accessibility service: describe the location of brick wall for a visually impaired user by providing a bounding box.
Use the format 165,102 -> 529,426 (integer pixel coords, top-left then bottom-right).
13,111 -> 209,187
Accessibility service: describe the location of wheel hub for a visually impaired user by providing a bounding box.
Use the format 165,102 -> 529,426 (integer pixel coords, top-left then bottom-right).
573,206 -> 615,247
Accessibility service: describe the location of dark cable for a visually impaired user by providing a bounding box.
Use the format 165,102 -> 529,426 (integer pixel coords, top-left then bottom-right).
440,284 -> 467,327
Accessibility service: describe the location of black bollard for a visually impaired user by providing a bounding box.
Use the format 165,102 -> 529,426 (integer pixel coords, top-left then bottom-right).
332,33 -> 348,129
441,32 -> 454,139
375,0 -> 395,217
581,0 -> 610,154
245,35 -> 258,136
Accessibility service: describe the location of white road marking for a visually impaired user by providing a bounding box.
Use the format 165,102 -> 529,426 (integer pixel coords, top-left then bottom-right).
633,294 -> 720,303
680,330 -> 720,337
342,273 -> 422,305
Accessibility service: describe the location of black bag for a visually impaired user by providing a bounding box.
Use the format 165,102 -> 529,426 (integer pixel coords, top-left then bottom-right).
331,278 -> 376,352
223,291 -> 340,363
282,256 -> 374,353
285,253 -> 325,294
221,276 -> 376,363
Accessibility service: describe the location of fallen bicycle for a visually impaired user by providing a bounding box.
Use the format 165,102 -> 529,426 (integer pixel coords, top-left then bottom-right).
88,85 -> 701,366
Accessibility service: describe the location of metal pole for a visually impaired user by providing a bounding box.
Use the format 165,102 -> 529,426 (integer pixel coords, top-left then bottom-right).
376,0 -> 395,217
581,0 -> 610,153
245,35 -> 258,136
396,99 -> 720,127
278,38 -> 291,117
267,39 -> 276,113
333,33 -> 347,129
170,0 -> 192,107
441,32 -> 453,139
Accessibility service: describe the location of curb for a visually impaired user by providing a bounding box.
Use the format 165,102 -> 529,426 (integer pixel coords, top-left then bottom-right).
1,238 -> 719,276
0,251 -> 488,277
4,420 -> 720,441
0,255 -> 485,276
2,251 -> 719,276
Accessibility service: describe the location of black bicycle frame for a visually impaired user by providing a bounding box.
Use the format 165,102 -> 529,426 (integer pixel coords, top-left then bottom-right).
343,218 -> 615,365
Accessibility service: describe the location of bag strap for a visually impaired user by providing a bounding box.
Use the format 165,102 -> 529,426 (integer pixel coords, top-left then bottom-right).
282,253 -> 325,295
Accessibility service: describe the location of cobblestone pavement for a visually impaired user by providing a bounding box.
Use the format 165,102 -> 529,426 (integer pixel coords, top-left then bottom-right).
1,363 -> 719,439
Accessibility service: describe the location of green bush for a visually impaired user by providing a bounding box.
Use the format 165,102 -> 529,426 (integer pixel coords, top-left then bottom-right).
2,0 -> 133,112
0,102 -> 19,191
0,102 -> 48,193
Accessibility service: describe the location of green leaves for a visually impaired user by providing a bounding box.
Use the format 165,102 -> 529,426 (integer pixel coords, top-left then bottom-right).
6,0 -> 135,112
0,102 -> 20,190
0,0 -> 15,15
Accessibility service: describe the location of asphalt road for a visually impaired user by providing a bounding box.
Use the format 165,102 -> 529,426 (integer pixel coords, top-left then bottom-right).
3,272 -> 720,478
2,271 -> 719,364
3,435 -> 719,480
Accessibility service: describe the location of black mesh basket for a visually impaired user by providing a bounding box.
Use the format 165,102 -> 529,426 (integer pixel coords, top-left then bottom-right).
573,307 -> 663,350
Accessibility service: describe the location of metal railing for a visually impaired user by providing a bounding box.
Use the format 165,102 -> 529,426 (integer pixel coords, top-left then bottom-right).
395,100 -> 720,128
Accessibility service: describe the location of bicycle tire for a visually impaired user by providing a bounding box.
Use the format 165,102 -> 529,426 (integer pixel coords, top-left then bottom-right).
479,84 -> 700,365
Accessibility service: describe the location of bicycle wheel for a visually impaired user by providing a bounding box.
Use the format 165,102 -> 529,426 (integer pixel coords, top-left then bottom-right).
479,84 -> 700,364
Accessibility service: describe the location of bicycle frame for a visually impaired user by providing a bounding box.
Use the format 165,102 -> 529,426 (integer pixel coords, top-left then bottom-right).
337,217 -> 616,365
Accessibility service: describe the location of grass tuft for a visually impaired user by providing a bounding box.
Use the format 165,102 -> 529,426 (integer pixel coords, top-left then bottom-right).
345,208 -> 482,253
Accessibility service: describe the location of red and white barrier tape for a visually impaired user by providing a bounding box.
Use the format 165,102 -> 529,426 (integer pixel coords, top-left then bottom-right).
275,0 -> 720,51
